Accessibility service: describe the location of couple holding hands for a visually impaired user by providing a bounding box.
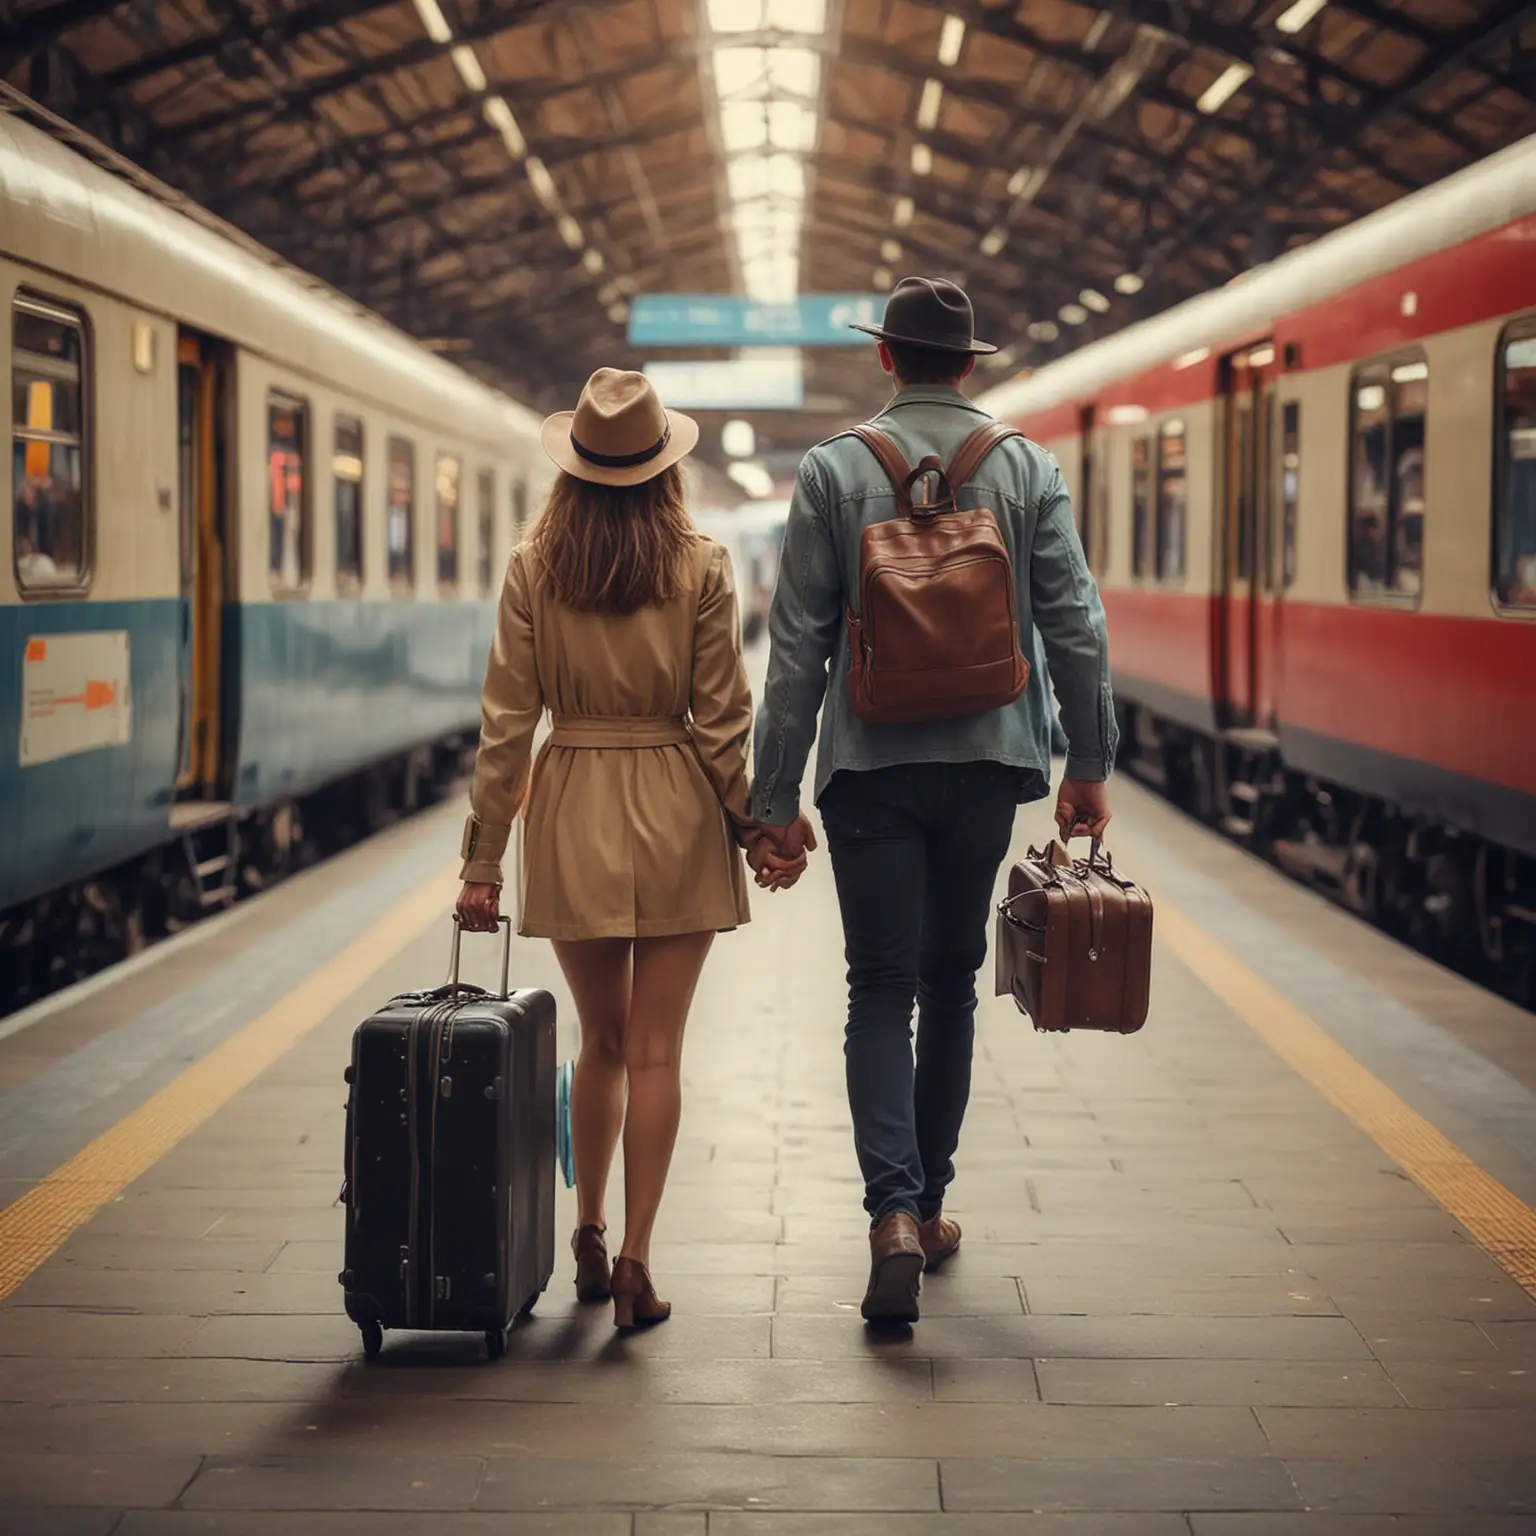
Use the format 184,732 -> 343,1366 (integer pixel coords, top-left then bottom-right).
456,278 -> 1114,1328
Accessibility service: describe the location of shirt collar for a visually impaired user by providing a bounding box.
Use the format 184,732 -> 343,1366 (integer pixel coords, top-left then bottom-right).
880,384 -> 986,413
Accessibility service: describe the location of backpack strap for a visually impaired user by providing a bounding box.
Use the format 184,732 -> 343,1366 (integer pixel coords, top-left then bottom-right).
849,425 -> 915,512
850,424 -> 954,519
947,422 -> 1023,494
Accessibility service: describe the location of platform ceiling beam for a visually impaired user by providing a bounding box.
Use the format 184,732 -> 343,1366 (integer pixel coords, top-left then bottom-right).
0,0 -> 131,72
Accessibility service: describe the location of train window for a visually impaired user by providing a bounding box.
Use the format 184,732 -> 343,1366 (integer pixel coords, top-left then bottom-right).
476,468 -> 495,595
1131,436 -> 1152,577
12,295 -> 90,594
435,453 -> 461,586
1349,353 -> 1426,603
267,393 -> 310,590
511,477 -> 528,538
387,437 -> 415,586
1281,401 -> 1300,588
1494,319 -> 1536,609
334,415 -> 364,588
1156,419 -> 1187,583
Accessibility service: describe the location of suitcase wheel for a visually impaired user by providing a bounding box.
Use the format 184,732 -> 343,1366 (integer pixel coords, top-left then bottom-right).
359,1320 -> 383,1359
485,1327 -> 508,1362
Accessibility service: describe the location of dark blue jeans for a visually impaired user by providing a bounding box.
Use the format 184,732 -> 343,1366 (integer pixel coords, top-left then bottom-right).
819,761 -> 1020,1224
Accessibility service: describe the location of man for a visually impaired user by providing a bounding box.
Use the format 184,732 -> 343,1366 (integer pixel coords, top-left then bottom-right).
750,277 -> 1116,1324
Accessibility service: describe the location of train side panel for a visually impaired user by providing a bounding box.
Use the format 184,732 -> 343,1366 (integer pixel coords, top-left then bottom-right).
1,266 -> 182,909
1096,400 -> 1221,736
226,349 -> 507,808
227,599 -> 495,808
1273,316 -> 1536,853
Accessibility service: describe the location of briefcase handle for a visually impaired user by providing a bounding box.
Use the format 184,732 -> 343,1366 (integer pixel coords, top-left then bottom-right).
447,914 -> 512,999
1064,830 -> 1110,872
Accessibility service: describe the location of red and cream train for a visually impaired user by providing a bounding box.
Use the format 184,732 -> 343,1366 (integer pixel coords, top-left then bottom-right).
980,133 -> 1536,1000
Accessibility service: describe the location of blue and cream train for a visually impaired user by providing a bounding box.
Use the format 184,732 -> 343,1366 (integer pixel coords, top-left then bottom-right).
1,102 -> 552,1004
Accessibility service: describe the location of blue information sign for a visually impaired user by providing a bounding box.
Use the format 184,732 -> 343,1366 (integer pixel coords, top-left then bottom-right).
628,294 -> 886,348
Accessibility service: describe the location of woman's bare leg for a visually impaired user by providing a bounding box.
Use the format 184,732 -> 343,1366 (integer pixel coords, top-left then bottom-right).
553,938 -> 632,1232
619,930 -> 714,1268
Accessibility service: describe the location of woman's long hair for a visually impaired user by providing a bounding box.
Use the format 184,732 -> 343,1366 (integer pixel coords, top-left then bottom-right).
527,465 -> 694,614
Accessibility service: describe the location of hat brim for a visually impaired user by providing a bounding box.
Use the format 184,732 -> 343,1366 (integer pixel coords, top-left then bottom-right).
540,407 -> 700,486
849,323 -> 998,356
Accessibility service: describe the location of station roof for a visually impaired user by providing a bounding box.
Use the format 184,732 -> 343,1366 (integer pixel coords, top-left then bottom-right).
6,0 -> 1535,471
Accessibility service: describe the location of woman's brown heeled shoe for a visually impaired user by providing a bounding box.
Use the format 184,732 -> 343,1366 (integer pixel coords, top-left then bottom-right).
572,1225 -> 611,1303
610,1256 -> 671,1330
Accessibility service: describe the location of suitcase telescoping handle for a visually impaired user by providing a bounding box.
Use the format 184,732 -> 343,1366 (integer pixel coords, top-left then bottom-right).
447,914 -> 512,999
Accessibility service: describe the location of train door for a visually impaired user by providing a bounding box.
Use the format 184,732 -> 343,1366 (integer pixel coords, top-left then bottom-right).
1217,341 -> 1277,728
174,331 -> 229,803
1256,377 -> 1280,724
1078,404 -> 1105,571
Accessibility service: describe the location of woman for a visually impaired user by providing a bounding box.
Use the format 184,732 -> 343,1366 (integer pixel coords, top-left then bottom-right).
456,369 -> 806,1330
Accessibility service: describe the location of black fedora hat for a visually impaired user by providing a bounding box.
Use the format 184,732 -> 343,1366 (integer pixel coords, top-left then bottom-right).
850,275 -> 998,355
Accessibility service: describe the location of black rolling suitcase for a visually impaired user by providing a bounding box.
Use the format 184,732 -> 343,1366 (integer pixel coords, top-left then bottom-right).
341,917 -> 556,1360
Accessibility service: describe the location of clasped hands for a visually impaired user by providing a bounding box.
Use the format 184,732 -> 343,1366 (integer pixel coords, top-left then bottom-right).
743,812 -> 817,893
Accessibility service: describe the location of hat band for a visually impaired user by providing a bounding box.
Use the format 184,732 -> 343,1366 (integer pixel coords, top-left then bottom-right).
570,424 -> 671,469
885,328 -> 973,347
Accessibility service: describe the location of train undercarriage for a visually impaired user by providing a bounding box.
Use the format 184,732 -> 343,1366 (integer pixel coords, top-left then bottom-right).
1121,703 -> 1536,1010
0,735 -> 477,1017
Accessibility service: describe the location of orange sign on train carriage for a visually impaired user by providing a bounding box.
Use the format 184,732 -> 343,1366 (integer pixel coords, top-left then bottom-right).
44,679 -> 118,712
19,632 -> 132,767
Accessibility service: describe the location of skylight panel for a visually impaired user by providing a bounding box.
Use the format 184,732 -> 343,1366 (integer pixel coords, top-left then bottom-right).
767,99 -> 817,153
727,156 -> 769,202
767,153 -> 805,199
707,0 -> 763,33
720,101 -> 769,153
767,47 -> 820,98
707,0 -> 830,304
766,0 -> 827,33
714,47 -> 768,98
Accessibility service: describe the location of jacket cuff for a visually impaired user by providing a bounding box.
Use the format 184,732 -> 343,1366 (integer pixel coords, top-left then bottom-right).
752,792 -> 801,828
460,858 -> 505,886
1063,752 -> 1111,783
460,816 -> 511,885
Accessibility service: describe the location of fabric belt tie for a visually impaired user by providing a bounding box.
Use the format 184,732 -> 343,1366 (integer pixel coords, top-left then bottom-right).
549,714 -> 691,749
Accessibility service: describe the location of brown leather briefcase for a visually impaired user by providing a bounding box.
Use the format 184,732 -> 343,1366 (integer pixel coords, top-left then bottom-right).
995,839 -> 1153,1033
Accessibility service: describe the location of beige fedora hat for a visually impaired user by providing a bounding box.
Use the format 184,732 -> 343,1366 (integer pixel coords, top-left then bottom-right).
541,368 -> 699,487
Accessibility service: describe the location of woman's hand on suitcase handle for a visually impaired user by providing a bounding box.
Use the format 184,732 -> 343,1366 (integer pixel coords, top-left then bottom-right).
1055,779 -> 1112,841
456,881 -> 502,932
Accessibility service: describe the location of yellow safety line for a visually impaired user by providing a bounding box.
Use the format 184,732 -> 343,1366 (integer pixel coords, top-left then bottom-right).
0,864 -> 460,1302
1159,903 -> 1536,1299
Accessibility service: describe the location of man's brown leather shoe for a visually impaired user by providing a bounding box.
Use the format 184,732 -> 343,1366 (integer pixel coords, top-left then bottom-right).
918,1212 -> 962,1272
861,1210 -> 924,1323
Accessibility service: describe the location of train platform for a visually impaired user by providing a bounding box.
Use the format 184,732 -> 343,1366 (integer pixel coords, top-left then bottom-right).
1,773 -> 1535,1535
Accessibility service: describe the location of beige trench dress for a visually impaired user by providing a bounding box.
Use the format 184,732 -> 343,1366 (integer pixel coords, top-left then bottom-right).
459,535 -> 754,939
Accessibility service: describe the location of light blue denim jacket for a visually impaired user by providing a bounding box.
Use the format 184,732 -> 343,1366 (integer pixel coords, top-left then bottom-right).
750,385 -> 1117,826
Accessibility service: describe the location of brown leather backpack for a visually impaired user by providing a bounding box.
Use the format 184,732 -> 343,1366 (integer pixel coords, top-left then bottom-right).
845,421 -> 1030,726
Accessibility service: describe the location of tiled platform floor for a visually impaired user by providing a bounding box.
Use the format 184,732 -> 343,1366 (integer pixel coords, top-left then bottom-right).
1,782 -> 1534,1535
